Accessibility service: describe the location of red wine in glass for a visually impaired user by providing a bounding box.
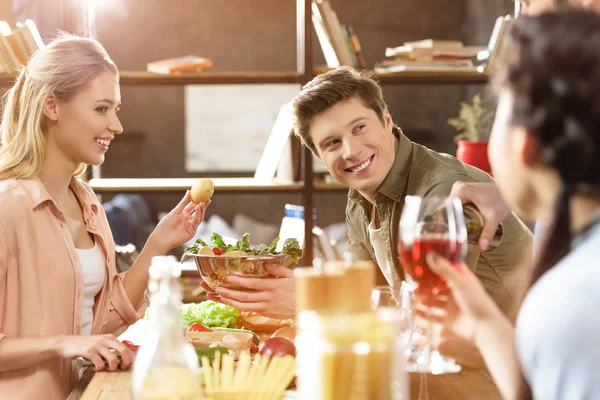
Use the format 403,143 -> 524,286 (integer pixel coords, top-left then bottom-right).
400,237 -> 463,295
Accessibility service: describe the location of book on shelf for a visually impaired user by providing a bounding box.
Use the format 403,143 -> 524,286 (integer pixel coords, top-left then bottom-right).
404,39 -> 464,48
377,15 -> 513,75
0,19 -> 44,74
374,63 -> 476,74
13,20 -> 44,57
312,2 -> 340,67
376,58 -> 473,69
484,15 -> 514,74
346,25 -> 367,69
312,0 -> 357,67
146,55 -> 213,74
385,45 -> 485,59
340,24 -> 359,68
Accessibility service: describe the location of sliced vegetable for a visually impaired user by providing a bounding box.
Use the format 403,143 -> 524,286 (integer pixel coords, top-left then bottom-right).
198,246 -> 214,256
186,323 -> 213,333
121,340 -> 139,351
212,248 -> 226,256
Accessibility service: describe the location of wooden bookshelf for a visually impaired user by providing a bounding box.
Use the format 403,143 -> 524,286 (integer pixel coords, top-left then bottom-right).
119,71 -> 303,86
0,69 -> 488,87
375,69 -> 488,85
315,67 -> 489,85
88,177 -> 303,193
88,177 -> 347,193
0,0 -> 489,264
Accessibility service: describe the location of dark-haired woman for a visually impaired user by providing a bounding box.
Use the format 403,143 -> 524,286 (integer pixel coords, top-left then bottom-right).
424,10 -> 600,400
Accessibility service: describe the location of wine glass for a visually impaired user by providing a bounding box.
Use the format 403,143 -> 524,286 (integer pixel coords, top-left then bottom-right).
399,196 -> 467,375
371,286 -> 399,309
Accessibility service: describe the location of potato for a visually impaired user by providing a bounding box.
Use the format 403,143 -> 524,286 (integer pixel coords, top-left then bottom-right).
190,179 -> 214,203
198,246 -> 214,255
223,250 -> 248,257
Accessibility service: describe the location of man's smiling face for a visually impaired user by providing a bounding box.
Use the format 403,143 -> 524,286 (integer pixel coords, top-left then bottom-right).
310,96 -> 398,196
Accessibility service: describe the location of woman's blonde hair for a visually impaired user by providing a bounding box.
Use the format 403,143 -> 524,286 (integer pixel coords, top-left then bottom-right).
0,33 -> 118,180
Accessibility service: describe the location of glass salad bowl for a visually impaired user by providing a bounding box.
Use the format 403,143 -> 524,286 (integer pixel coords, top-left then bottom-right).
190,253 -> 295,291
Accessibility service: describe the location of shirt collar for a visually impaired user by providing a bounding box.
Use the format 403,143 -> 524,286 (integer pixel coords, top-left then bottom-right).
18,177 -> 54,210
348,127 -> 413,205
19,177 -> 99,217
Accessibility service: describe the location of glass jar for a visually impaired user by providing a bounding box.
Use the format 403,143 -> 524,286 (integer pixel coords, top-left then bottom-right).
295,309 -> 409,400
131,256 -> 200,400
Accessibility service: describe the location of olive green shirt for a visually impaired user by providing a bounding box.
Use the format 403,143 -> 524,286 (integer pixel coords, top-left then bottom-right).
346,132 -> 533,315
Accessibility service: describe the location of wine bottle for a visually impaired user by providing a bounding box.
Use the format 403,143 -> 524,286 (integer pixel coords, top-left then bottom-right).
463,203 -> 504,248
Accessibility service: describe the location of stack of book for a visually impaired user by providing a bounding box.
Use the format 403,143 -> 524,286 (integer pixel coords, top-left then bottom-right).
375,39 -> 486,73
0,19 -> 44,74
146,55 -> 213,75
312,0 -> 366,69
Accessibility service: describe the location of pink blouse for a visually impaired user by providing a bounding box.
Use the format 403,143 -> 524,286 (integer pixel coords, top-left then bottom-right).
0,177 -> 148,399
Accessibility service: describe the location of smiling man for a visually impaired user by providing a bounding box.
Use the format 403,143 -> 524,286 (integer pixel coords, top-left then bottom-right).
292,67 -> 533,319
205,68 -> 533,366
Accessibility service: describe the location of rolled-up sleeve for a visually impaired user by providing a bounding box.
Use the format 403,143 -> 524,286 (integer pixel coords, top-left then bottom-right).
103,271 -> 148,336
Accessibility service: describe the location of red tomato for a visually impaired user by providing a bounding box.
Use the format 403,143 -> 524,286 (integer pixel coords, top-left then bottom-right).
186,323 -> 213,332
259,337 -> 296,358
212,248 -> 226,255
122,340 -> 139,351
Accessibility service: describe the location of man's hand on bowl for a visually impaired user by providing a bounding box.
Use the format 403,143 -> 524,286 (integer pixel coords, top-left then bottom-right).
200,263 -> 295,320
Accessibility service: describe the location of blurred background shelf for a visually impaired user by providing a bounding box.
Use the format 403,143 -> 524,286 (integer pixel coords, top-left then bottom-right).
89,178 -> 304,193
0,69 -> 488,87
118,71 -> 303,85
88,178 -> 348,193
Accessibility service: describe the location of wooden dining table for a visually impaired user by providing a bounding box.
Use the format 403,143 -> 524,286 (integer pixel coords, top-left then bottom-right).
68,365 -> 501,399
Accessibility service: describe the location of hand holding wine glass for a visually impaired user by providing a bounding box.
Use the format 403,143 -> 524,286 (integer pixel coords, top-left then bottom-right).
399,196 -> 468,374
421,252 -> 503,344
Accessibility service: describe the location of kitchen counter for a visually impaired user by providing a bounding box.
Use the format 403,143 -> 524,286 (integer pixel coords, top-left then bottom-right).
69,365 -> 501,399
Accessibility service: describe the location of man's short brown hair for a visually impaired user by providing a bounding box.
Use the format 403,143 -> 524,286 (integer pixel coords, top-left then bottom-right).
292,66 -> 389,154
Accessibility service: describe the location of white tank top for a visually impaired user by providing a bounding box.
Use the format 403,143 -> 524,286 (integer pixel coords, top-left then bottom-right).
75,242 -> 106,335
368,209 -> 401,290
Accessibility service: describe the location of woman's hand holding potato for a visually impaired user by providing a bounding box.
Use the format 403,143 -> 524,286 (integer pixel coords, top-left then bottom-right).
191,179 -> 214,203
147,179 -> 213,253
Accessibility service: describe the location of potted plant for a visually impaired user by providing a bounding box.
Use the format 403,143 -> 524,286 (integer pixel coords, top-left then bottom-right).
448,93 -> 494,174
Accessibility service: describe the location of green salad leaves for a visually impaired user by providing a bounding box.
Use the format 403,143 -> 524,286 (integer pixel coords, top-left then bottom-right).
182,232 -> 303,263
180,301 -> 240,329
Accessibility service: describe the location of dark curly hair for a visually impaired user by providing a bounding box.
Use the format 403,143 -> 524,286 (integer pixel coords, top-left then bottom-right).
496,11 -> 600,398
496,10 -> 600,285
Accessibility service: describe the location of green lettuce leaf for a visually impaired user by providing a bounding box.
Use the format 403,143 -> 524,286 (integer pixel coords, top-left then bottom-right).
181,232 -> 303,264
267,236 -> 280,254
210,233 -> 228,250
236,233 -> 251,252
180,301 -> 240,329
195,238 -> 208,247
281,238 -> 303,263
210,233 -> 236,252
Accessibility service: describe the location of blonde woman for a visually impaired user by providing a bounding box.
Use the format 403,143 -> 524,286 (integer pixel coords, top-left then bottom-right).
0,35 -> 210,400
